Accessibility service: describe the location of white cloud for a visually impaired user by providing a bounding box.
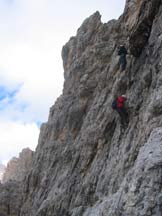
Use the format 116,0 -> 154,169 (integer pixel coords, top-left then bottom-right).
0,41 -> 63,122
0,120 -> 39,165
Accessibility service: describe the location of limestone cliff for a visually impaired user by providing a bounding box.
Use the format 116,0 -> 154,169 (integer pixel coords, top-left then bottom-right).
1,0 -> 162,215
0,164 -> 5,182
0,181 -> 22,216
2,148 -> 34,183
0,149 -> 34,216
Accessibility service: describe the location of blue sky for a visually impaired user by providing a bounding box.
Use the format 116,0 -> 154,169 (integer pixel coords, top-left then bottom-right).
0,0 -> 125,165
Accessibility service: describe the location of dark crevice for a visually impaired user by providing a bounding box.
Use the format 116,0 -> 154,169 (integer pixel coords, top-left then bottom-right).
129,0 -> 161,57
103,119 -> 117,143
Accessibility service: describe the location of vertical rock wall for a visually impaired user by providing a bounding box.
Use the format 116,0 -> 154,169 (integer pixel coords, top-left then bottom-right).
2,148 -> 34,183
0,164 -> 5,182
1,0 -> 162,215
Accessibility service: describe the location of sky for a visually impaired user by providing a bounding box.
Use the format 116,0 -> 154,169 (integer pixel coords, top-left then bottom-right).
0,0 -> 125,165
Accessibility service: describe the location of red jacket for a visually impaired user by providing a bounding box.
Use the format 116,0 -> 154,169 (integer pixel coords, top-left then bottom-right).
117,96 -> 126,108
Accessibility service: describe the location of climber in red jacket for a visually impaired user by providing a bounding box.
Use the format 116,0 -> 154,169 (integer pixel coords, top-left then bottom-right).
116,95 -> 128,124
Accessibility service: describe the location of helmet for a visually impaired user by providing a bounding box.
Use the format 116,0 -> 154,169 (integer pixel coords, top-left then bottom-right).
122,94 -> 126,98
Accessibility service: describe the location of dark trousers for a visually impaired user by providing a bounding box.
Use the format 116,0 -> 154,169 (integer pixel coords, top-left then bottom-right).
116,107 -> 128,124
119,55 -> 127,71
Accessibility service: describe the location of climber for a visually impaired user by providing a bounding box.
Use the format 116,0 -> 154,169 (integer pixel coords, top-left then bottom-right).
118,45 -> 127,72
117,95 -> 128,124
112,95 -> 128,125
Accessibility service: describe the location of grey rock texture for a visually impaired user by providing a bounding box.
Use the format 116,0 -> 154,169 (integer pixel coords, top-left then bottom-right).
129,0 -> 161,57
0,181 -> 22,216
1,0 -> 162,215
2,148 -> 34,183
0,148 -> 34,216
0,164 -> 6,182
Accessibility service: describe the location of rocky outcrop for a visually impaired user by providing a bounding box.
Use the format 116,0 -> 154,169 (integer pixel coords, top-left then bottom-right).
0,149 -> 34,216
1,0 -> 162,215
2,148 -> 34,183
0,181 -> 22,216
128,0 -> 161,56
0,164 -> 6,182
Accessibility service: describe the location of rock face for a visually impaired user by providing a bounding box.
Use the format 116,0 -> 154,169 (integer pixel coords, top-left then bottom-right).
1,0 -> 162,215
2,148 -> 34,183
0,181 -> 22,216
128,0 -> 161,57
0,164 -> 6,182
0,148 -> 34,216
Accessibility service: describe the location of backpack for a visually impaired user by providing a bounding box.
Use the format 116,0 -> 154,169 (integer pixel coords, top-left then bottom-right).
112,99 -> 117,110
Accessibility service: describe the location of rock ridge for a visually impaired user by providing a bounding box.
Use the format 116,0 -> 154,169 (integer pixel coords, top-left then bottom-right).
2,148 -> 34,183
